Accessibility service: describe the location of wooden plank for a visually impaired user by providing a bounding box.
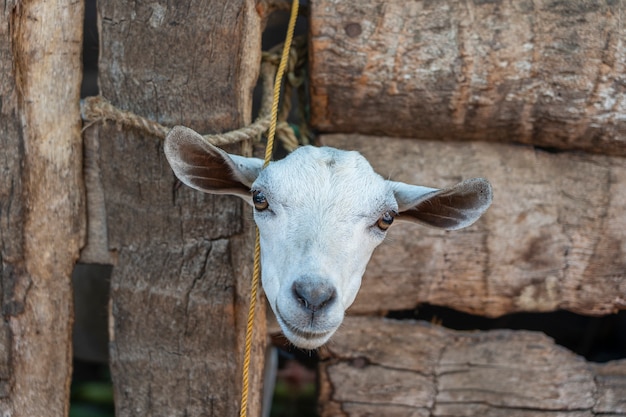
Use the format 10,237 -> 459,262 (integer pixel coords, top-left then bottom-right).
321,134 -> 626,317
94,1 -> 265,416
319,317 -> 626,417
310,0 -> 626,156
0,1 -> 84,416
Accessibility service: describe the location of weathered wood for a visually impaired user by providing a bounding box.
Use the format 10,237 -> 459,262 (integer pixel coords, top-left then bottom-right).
310,0 -> 626,156
0,1 -> 84,416
319,317 -> 626,417
591,360 -> 626,415
94,1 -> 265,416
80,127 -> 113,264
321,134 -> 626,317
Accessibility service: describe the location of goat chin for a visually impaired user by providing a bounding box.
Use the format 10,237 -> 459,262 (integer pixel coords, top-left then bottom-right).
274,305 -> 338,349
278,321 -> 337,350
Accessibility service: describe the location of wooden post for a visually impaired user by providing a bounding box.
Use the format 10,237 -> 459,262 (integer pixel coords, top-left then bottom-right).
91,1 -> 266,416
0,1 -> 85,416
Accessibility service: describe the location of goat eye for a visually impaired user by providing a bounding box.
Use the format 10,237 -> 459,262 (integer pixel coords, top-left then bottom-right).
252,190 -> 269,211
377,211 -> 396,231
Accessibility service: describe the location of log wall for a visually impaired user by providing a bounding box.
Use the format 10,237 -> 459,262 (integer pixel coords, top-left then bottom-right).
309,1 -> 626,416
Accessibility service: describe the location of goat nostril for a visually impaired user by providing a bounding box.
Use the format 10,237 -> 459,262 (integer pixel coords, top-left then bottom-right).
318,299 -> 329,310
293,286 -> 310,309
296,295 -> 308,309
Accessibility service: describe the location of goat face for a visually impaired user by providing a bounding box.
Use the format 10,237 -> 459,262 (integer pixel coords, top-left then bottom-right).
164,126 -> 493,349
251,146 -> 396,348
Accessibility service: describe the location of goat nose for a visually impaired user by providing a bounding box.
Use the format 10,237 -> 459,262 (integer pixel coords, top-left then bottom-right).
292,280 -> 336,313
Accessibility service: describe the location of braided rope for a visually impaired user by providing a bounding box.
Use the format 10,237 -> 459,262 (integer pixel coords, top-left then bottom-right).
82,95 -> 276,147
81,38 -> 306,149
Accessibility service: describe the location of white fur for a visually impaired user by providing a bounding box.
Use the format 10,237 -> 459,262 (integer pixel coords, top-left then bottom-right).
164,126 -> 493,349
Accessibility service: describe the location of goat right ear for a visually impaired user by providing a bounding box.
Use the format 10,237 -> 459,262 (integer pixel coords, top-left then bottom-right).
164,125 -> 264,201
391,178 -> 492,230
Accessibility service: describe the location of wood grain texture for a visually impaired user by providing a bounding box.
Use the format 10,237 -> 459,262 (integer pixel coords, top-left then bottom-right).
321,134 -> 626,317
0,1 -> 84,416
94,1 -> 265,416
309,0 -> 626,156
319,317 -> 626,417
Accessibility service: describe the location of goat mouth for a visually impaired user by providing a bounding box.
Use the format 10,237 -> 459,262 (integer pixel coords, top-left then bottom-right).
275,306 -> 335,348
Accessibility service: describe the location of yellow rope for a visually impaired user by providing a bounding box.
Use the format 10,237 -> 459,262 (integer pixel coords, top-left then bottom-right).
239,1 -> 299,416
263,0 -> 299,167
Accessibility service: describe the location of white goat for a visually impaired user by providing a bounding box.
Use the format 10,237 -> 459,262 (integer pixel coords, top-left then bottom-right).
164,126 -> 492,349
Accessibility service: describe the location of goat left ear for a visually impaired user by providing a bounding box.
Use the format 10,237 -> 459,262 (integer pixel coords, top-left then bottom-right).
391,178 -> 493,230
164,125 -> 264,201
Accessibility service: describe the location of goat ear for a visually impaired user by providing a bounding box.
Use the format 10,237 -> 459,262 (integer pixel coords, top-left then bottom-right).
164,125 -> 264,201
391,178 -> 492,230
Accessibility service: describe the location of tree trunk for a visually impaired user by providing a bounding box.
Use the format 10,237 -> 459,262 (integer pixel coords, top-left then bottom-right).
319,317 -> 626,417
310,0 -> 626,156
0,1 -> 84,416
322,133 -> 626,317
92,1 -> 265,416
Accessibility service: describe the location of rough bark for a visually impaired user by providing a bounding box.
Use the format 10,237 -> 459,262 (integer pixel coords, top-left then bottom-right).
0,1 -> 84,416
321,134 -> 626,317
93,1 -> 265,416
309,0 -> 626,156
319,317 -> 626,417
